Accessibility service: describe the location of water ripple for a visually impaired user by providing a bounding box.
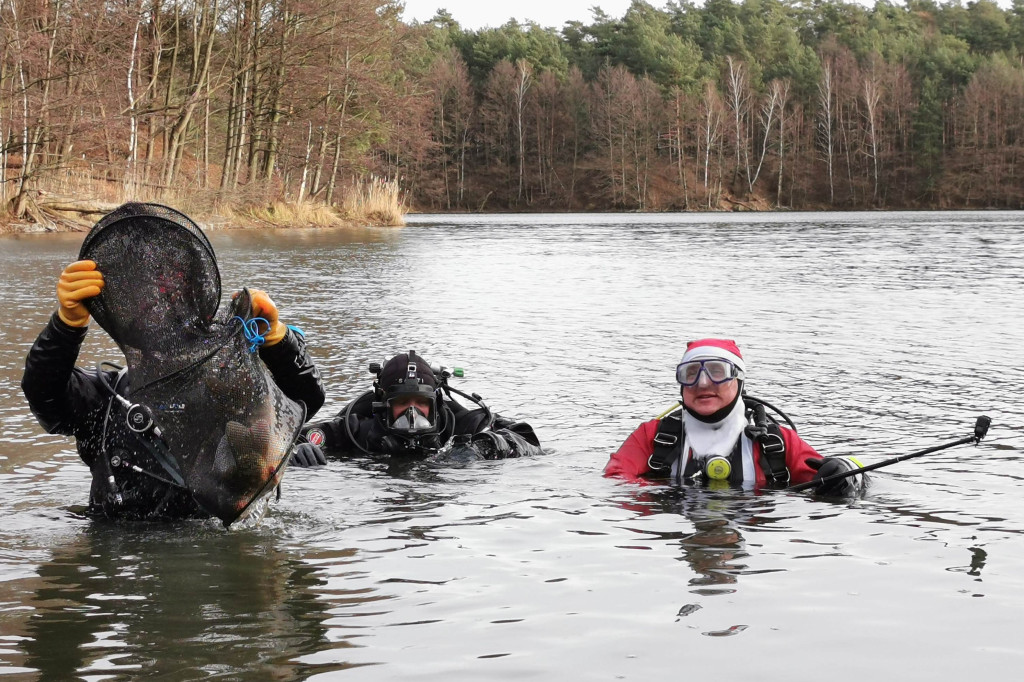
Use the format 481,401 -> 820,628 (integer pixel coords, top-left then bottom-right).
2,212 -> 1023,679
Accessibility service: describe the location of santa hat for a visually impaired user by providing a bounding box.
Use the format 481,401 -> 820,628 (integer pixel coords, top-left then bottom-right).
681,338 -> 745,372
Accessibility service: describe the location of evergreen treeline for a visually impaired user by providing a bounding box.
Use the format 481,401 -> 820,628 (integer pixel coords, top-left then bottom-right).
2,0 -> 1023,219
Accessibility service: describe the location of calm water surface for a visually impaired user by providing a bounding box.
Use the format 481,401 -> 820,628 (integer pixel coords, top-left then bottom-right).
1,212 -> 1023,680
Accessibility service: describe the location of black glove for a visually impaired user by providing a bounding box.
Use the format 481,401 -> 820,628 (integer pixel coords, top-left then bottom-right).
470,428 -> 544,460
806,457 -> 857,497
290,442 -> 327,467
435,434 -> 485,463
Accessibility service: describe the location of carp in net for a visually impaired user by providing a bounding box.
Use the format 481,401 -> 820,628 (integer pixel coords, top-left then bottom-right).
80,202 -> 305,526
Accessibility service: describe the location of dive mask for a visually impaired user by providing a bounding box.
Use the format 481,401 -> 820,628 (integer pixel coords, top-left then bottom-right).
385,396 -> 437,435
676,358 -> 744,386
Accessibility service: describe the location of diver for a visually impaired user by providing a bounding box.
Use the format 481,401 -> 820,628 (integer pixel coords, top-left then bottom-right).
603,338 -> 864,496
291,350 -> 541,464
21,208 -> 326,522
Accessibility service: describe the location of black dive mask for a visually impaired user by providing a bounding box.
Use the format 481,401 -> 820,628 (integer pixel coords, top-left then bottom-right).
385,398 -> 438,435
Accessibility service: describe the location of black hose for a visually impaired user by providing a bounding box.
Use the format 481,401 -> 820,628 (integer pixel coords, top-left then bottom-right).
97,365 -> 127,506
95,362 -> 187,489
743,394 -> 798,432
442,383 -> 494,431
341,390 -> 378,455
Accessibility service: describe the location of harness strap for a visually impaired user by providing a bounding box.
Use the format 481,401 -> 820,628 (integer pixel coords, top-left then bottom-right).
760,424 -> 789,487
744,415 -> 789,488
646,409 -> 683,475
647,405 -> 791,486
128,430 -> 187,488
97,365 -> 187,496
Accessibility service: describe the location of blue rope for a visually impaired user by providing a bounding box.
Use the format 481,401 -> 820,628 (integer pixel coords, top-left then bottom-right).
234,316 -> 271,352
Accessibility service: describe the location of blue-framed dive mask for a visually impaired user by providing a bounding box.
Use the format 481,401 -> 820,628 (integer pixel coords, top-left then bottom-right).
676,359 -> 744,387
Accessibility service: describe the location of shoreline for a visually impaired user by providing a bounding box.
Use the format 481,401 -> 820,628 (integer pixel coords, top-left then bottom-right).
0,201 -> 404,235
0,183 -> 407,235
5,203 -> 1020,236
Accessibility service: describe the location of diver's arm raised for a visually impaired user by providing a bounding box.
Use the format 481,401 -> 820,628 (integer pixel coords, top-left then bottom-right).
22,262 -> 110,438
259,327 -> 326,418
245,288 -> 326,419
21,313 -> 97,436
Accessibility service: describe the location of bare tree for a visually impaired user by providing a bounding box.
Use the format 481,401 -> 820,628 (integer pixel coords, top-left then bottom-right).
513,58 -> 532,205
724,56 -> 751,194
862,71 -> 881,206
8,0 -> 65,217
426,48 -> 474,209
563,66 -> 590,208
817,56 -> 836,205
668,87 -> 690,207
768,79 -> 790,206
698,80 -> 724,207
162,0 -> 222,188
747,76 -> 781,195
125,0 -> 146,191
481,60 -> 517,203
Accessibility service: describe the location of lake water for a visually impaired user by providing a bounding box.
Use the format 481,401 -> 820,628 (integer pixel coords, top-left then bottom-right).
1,211 -> 1023,680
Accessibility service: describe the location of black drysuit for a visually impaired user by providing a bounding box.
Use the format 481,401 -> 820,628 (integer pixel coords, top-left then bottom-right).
22,313 -> 326,520
302,392 -> 541,460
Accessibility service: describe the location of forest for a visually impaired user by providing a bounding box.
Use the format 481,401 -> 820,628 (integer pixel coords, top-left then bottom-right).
1,0 -> 1023,226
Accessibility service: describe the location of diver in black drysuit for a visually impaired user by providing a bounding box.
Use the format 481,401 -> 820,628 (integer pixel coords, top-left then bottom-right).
292,350 -> 541,465
21,268 -> 326,521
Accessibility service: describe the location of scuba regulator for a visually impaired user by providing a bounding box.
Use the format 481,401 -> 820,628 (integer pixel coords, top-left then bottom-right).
94,362 -> 187,509
702,455 -> 732,481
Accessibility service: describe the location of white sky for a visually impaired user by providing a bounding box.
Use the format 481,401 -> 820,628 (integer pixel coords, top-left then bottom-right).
401,0 -> 635,30
401,0 -> 1015,31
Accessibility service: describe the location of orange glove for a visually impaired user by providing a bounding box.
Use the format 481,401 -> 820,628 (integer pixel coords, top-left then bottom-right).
248,289 -> 287,346
56,260 -> 104,327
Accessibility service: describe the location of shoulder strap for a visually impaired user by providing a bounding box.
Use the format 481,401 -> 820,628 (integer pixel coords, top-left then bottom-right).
649,405 -> 790,486
647,409 -> 683,476
744,400 -> 791,488
758,423 -> 789,488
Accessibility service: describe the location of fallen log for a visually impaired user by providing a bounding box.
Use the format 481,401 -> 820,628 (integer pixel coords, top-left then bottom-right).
33,194 -> 121,230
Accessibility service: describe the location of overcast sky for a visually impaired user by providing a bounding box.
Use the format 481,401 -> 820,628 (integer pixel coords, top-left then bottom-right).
401,0 -> 635,30
401,0 -> 1015,31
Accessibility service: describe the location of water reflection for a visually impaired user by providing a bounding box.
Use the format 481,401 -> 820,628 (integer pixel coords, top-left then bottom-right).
11,523 -> 350,679
615,487 -> 785,593
337,454 -> 482,483
958,546 -> 987,578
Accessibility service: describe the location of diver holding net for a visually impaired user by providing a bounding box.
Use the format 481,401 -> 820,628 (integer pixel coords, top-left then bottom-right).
21,203 -> 326,525
294,350 -> 542,464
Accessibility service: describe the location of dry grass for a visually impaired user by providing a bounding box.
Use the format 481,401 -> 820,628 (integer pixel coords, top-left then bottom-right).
339,176 -> 406,226
37,167 -> 217,214
231,200 -> 345,228
1,165 -> 408,231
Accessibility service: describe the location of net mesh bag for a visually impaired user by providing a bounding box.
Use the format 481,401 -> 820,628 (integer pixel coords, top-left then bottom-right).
80,203 -> 305,525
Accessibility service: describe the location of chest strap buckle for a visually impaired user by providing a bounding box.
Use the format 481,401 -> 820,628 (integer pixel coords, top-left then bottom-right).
653,432 -> 678,447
